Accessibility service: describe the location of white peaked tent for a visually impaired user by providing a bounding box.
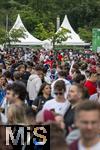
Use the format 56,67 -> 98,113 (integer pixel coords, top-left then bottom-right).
43,15 -> 89,47
57,15 -> 86,45
10,14 -> 42,45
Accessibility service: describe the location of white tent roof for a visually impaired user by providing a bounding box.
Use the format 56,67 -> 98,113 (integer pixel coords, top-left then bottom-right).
42,39 -> 53,50
57,15 -> 86,45
10,14 -> 42,45
43,15 -> 89,47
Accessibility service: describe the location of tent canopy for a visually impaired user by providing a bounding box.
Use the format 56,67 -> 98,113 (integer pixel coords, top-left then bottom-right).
10,14 -> 42,45
57,15 -> 86,45
43,15 -> 89,46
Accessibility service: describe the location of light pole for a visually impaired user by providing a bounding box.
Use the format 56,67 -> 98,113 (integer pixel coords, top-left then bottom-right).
57,15 -> 60,31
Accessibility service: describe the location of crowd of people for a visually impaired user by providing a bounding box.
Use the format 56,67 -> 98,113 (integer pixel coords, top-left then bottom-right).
0,47 -> 100,150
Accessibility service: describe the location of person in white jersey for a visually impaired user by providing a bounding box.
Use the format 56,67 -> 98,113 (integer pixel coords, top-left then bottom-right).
43,80 -> 70,116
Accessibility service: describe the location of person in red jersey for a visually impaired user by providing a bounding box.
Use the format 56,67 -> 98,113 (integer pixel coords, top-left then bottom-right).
84,72 -> 97,96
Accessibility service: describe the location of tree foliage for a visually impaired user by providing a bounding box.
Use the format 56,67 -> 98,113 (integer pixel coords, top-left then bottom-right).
51,27 -> 71,49
34,22 -> 55,40
0,27 -> 26,46
0,27 -> 7,44
9,28 -> 26,43
78,27 -> 92,43
0,0 -> 100,43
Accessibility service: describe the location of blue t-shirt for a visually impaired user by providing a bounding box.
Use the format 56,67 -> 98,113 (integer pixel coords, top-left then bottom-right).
0,88 -> 6,106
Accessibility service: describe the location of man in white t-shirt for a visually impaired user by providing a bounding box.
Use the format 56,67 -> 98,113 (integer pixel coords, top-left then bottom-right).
43,80 -> 70,116
69,101 -> 100,150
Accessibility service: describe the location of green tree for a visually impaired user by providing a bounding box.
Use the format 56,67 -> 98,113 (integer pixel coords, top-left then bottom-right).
34,23 -> 48,40
0,27 -> 26,46
0,0 -> 11,9
78,27 -> 92,42
9,28 -> 26,44
51,27 -> 71,49
0,0 -> 100,45
0,27 -> 6,45
34,22 -> 55,40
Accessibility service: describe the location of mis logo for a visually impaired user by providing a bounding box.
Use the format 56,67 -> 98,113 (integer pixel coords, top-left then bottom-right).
5,125 -> 50,150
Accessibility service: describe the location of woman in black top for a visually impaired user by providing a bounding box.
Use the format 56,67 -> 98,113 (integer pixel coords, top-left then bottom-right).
32,82 -> 52,112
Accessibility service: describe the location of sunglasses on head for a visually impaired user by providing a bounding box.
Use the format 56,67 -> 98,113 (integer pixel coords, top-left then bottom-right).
54,92 -> 64,95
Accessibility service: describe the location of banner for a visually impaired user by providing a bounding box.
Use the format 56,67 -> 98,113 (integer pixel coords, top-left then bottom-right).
92,28 -> 100,52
